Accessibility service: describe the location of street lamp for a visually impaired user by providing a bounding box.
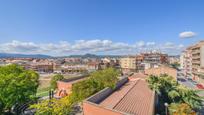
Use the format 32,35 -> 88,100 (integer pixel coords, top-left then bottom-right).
164,102 -> 168,115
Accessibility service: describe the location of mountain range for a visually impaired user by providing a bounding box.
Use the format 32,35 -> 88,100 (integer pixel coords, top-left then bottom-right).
0,53 -> 52,58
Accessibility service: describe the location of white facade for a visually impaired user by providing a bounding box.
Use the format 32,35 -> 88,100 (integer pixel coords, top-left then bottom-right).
201,46 -> 204,67
180,52 -> 185,69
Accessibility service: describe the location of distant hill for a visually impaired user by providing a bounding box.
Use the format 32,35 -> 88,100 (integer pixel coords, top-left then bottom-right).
0,53 -> 52,58
68,53 -> 123,58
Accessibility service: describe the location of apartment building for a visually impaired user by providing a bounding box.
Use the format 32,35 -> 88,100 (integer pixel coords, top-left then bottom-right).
181,41 -> 204,82
181,46 -> 193,77
180,52 -> 185,70
136,52 -> 168,71
168,55 -> 180,64
191,41 -> 204,81
120,56 -> 136,73
136,55 -> 145,72
141,52 -> 168,64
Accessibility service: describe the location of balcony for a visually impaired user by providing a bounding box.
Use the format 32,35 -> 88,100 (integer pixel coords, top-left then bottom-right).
192,60 -> 200,64
192,50 -> 200,55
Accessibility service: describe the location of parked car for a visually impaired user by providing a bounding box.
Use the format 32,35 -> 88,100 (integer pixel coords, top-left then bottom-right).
196,84 -> 204,89
191,81 -> 198,85
177,77 -> 186,82
187,77 -> 193,81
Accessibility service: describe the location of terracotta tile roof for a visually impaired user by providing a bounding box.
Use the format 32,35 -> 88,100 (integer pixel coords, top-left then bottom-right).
99,74 -> 154,115
131,73 -> 147,79
100,80 -> 137,109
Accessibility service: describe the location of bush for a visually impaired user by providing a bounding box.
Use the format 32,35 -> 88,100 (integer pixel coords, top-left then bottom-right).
168,103 -> 196,115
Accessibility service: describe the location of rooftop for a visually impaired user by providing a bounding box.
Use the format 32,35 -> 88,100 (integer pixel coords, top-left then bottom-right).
84,73 -> 155,115
99,79 -> 153,115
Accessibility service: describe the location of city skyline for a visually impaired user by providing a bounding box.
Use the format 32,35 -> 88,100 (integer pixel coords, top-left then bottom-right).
0,0 -> 204,56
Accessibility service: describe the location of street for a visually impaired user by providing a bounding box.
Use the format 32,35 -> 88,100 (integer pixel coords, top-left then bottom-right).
177,75 -> 204,96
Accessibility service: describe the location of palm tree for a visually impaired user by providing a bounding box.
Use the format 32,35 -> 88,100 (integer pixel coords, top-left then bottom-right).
146,75 -> 161,95
147,74 -> 204,111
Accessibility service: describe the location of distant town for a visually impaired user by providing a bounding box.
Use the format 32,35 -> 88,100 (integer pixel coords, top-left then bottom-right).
0,41 -> 204,115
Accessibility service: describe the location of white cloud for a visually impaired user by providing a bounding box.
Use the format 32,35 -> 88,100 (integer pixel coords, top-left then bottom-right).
146,42 -> 155,46
0,40 -> 184,56
135,41 -> 145,48
179,31 -> 196,38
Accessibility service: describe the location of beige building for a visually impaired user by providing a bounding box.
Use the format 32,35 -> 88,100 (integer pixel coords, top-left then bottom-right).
145,66 -> 177,80
120,56 -> 136,73
185,46 -> 193,77
191,41 -> 204,81
181,41 -> 204,83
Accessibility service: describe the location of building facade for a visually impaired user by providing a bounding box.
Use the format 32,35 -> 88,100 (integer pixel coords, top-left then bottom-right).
181,41 -> 204,83
120,56 -> 136,73
191,41 -> 204,81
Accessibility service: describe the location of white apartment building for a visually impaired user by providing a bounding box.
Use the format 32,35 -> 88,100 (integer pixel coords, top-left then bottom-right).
180,52 -> 185,70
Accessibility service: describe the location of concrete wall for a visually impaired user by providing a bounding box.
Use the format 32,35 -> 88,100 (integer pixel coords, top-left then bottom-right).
83,102 -> 123,115
56,81 -> 72,97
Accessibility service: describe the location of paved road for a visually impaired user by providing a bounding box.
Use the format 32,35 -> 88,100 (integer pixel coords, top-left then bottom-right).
178,78 -> 195,89
177,75 -> 204,96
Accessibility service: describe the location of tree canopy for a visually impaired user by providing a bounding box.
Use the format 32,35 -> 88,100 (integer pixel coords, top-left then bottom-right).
169,103 -> 196,115
147,74 -> 203,114
0,64 -> 39,113
50,74 -> 64,90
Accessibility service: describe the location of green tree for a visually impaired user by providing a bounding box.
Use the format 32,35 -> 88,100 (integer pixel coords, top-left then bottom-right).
71,68 -> 119,103
146,74 -> 203,113
0,64 -> 39,113
50,74 -> 64,90
171,62 -> 180,69
30,96 -> 72,115
168,103 -> 196,115
32,68 -> 119,114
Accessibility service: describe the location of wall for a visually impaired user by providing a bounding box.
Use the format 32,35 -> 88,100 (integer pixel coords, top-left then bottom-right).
55,81 -> 72,97
83,102 -> 123,115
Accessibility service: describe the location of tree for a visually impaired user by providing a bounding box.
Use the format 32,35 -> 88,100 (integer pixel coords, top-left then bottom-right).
168,103 -> 196,115
30,96 -> 72,115
146,75 -> 162,95
0,64 -> 39,113
71,68 -> 119,103
146,74 -> 203,114
50,74 -> 64,90
171,62 -> 180,69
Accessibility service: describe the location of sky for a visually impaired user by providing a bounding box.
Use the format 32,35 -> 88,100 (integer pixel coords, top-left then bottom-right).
0,0 -> 203,56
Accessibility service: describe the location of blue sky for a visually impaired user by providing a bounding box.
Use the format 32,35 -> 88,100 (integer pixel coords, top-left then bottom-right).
0,0 -> 203,56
